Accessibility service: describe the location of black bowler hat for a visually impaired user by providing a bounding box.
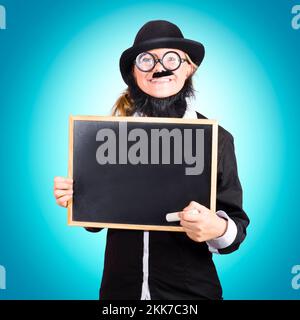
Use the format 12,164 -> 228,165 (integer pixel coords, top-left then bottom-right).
119,20 -> 205,85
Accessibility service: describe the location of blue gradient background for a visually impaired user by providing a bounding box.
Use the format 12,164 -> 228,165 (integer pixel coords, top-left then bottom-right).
0,0 -> 299,299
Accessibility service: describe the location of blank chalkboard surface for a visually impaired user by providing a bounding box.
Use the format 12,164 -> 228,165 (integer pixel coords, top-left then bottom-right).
68,115 -> 218,232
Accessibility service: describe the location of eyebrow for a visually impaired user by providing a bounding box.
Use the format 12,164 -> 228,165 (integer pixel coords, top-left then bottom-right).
150,52 -> 159,58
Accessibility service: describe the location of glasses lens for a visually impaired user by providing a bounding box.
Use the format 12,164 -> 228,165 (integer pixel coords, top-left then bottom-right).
162,52 -> 181,70
136,52 -> 154,71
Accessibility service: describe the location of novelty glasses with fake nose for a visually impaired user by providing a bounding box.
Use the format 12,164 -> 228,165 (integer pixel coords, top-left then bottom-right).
134,51 -> 189,72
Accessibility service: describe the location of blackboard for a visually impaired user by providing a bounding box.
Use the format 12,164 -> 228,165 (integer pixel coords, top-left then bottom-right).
68,115 -> 218,232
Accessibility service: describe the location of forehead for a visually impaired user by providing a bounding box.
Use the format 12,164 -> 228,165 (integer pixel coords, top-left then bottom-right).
146,48 -> 186,56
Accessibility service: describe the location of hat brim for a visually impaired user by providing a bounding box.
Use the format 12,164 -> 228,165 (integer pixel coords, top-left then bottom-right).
119,37 -> 205,85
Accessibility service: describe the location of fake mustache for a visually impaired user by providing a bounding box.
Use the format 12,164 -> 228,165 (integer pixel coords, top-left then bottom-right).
152,70 -> 174,78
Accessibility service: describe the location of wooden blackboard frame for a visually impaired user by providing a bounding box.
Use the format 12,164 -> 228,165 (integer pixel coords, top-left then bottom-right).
67,115 -> 218,232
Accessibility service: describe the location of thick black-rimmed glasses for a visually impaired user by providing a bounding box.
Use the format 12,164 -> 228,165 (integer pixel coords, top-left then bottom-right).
134,51 -> 189,72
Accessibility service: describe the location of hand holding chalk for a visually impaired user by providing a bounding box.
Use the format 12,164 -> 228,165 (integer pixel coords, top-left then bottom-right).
166,209 -> 199,222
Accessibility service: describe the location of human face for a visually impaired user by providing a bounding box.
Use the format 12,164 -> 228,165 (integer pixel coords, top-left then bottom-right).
133,48 -> 193,98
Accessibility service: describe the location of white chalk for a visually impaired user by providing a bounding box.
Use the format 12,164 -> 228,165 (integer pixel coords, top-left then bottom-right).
166,212 -> 180,222
166,209 -> 199,222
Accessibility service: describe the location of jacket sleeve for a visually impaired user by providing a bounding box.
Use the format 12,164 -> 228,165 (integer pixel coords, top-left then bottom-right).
214,132 -> 250,254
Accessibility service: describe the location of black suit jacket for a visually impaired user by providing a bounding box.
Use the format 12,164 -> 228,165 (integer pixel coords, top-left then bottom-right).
85,111 -> 250,300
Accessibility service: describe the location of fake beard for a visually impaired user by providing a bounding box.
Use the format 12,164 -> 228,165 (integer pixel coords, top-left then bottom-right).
127,72 -> 195,118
